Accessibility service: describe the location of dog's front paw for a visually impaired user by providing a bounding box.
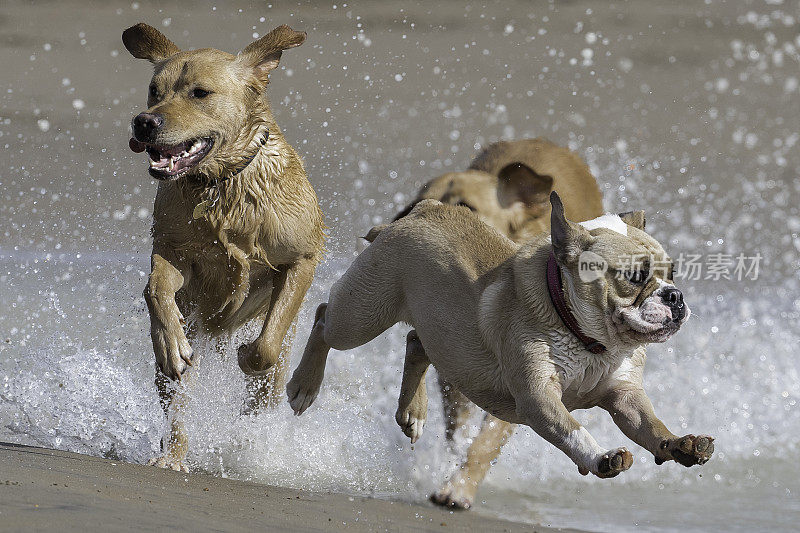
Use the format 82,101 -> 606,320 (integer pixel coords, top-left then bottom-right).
657,434 -> 714,466
286,372 -> 323,415
152,323 -> 194,381
237,341 -> 279,376
593,447 -> 633,478
430,479 -> 475,510
395,406 -> 426,444
148,455 -> 189,473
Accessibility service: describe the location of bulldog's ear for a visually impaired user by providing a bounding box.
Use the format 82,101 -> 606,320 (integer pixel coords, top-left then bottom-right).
240,25 -> 306,82
619,210 -> 646,231
497,162 -> 553,209
550,191 -> 591,262
122,23 -> 180,63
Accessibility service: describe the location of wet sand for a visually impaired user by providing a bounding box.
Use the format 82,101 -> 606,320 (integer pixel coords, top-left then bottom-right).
0,442 -> 573,532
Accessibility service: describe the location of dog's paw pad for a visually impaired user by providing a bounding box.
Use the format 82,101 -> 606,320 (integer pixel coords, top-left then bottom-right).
148,455 -> 189,473
596,447 -> 633,478
668,434 -> 714,466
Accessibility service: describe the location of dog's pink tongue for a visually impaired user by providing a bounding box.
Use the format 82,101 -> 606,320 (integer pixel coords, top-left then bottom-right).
129,138 -> 146,153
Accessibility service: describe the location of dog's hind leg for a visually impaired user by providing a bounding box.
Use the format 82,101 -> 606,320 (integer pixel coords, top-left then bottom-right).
287,245 -> 404,415
395,330 -> 431,443
286,303 -> 331,415
438,375 -> 475,442
431,414 -> 515,509
149,367 -> 194,472
286,294 -> 398,414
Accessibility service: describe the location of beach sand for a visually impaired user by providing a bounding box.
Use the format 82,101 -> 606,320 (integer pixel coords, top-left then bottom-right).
0,442 -> 570,532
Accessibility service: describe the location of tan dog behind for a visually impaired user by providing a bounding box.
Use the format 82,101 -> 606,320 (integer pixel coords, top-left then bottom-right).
123,23 -> 324,471
288,193 -> 713,498
372,139 -> 603,508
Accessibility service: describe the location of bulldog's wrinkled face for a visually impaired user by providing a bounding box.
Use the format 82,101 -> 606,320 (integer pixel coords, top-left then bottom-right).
550,193 -> 690,346
122,23 -> 305,181
597,229 -> 690,344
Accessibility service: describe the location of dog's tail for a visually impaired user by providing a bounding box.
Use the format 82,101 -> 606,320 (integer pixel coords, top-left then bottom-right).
362,224 -> 388,243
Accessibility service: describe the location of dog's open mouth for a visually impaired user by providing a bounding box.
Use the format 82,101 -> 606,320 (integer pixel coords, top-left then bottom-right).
130,137 -> 213,179
614,306 -> 682,343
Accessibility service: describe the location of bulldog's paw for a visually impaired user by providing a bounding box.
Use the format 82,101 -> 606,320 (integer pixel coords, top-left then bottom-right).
152,323 -> 193,381
595,447 -> 634,478
658,434 -> 714,466
430,481 -> 474,510
148,455 -> 189,473
286,372 -> 323,416
395,406 -> 426,444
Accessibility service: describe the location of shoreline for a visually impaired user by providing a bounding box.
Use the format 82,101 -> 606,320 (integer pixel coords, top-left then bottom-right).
0,442 -> 583,532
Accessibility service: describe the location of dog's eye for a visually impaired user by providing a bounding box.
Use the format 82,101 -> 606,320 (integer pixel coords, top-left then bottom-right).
625,269 -> 649,284
149,85 -> 158,98
191,88 -> 211,99
455,201 -> 476,212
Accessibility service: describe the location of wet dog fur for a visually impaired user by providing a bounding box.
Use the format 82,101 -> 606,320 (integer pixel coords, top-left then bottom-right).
123,23 -> 325,471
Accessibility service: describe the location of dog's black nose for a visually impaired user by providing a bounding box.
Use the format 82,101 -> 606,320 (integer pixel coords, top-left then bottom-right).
132,112 -> 163,140
661,287 -> 685,321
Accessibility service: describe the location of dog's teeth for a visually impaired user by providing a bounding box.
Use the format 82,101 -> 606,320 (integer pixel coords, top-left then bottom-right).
168,158 -> 175,171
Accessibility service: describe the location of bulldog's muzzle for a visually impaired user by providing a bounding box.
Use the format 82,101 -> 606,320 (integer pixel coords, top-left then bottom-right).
660,286 -> 685,322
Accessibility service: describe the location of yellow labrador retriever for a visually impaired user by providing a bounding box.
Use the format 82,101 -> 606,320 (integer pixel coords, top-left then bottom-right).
123,23 -> 325,472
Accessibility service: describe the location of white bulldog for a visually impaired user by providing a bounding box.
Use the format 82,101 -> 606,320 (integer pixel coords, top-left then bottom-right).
288,192 -> 713,479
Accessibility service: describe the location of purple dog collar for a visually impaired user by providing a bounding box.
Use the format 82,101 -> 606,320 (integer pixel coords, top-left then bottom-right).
547,252 -> 606,354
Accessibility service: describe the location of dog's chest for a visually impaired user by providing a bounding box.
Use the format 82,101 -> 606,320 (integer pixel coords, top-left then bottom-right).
179,214 -> 299,267
548,333 -> 624,408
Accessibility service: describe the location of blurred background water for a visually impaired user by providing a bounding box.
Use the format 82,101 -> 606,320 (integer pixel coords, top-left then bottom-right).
1,1 -> 798,531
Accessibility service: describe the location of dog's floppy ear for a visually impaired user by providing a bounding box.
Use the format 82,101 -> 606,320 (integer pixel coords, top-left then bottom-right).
497,163 -> 553,209
122,23 -> 181,63
618,210 -> 646,231
550,191 -> 591,262
240,25 -> 307,82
